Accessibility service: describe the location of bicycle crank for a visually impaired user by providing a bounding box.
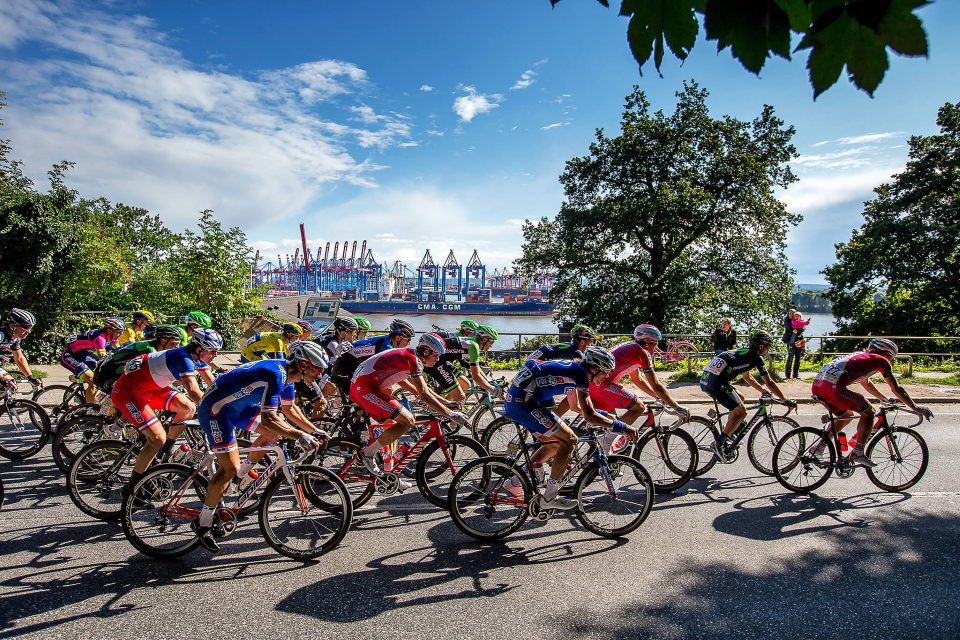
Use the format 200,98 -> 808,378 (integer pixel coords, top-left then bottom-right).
528,496 -> 555,522
375,472 -> 402,496
213,507 -> 238,538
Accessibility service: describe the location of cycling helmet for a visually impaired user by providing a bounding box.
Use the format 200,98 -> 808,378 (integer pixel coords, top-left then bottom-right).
190,328 -> 223,351
634,324 -> 662,345
571,324 -> 597,342
869,338 -> 898,359
460,319 -> 479,332
474,324 -> 499,341
582,346 -> 616,372
287,340 -> 330,370
143,323 -> 157,339
389,319 -> 416,338
153,325 -> 183,342
281,322 -> 305,336
184,311 -> 212,328
297,320 -> 314,334
417,333 -> 446,355
749,331 -> 774,349
353,317 -> 372,331
103,318 -> 126,332
6,308 -> 36,327
132,310 -> 155,322
333,316 -> 359,333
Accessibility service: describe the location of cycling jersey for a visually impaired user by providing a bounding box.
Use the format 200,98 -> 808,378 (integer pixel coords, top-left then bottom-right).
699,348 -> 769,411
331,334 -> 393,393
240,332 -> 286,363
118,326 -> 144,345
111,347 -> 197,431
198,360 -> 294,452
350,348 -> 422,421
505,359 -> 590,435
608,342 -> 655,380
312,333 -> 347,363
812,352 -> 893,414
66,329 -> 117,354
92,339 -> 158,392
424,337 -> 479,393
528,342 -> 583,362
0,326 -> 22,353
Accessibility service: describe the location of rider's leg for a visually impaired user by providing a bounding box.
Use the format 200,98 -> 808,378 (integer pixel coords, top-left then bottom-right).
134,420 -> 167,474
722,405 -> 747,437
158,392 -> 196,458
543,425 -> 576,503
80,370 -> 96,403
364,407 -> 414,454
853,403 -> 876,453
203,449 -> 242,515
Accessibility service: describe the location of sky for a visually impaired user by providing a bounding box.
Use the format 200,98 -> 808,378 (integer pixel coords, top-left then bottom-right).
1,0 -> 958,284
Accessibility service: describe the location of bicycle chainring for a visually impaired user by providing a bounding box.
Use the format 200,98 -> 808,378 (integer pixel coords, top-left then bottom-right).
835,462 -> 856,479
375,472 -> 401,496
213,507 -> 238,538
528,496 -> 555,522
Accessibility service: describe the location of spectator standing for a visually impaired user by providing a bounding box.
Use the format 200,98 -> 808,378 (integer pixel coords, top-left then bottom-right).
784,316 -> 809,379
711,318 -> 737,355
781,309 -> 797,345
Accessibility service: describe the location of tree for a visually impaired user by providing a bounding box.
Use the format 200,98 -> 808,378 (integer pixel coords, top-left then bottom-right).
823,101 -> 960,347
552,0 -> 931,99
516,82 -> 798,335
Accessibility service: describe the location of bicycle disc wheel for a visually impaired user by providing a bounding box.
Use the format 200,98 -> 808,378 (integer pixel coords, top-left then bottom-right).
681,417 -> 722,477
414,435 -> 488,508
314,437 -> 376,509
67,439 -> 136,520
448,457 -> 530,541
0,398 -> 51,460
773,427 -> 833,493
259,465 -> 353,561
481,416 -> 529,457
747,416 -> 800,476
865,427 -> 929,492
53,415 -> 110,473
121,463 -> 207,559
573,455 -> 654,537
631,429 -> 697,493
32,384 -> 85,423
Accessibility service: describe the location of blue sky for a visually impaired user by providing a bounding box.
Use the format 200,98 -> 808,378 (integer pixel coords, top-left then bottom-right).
1,0 -> 958,283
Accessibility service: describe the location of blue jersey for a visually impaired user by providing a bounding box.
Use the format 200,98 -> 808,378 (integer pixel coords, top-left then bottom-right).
507,359 -> 591,405
528,342 -> 583,362
201,359 -> 291,418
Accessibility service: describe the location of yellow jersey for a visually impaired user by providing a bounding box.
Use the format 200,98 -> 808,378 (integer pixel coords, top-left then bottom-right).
240,332 -> 287,362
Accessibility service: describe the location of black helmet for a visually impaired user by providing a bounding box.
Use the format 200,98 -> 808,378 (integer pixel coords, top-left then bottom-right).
333,316 -> 359,333
389,319 -> 415,338
143,322 -> 158,339
153,325 -> 183,342
571,324 -> 596,341
6,308 -> 36,327
749,331 -> 773,348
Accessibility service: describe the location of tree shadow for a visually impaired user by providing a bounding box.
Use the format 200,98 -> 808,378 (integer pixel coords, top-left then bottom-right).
0,455 -> 68,513
559,505 -> 960,638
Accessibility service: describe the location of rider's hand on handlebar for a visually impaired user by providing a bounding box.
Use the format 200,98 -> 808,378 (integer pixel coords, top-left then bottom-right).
297,432 -> 320,451
448,411 -> 469,426
918,405 -> 934,421
444,400 -> 463,410
786,399 -> 798,409
27,375 -> 43,390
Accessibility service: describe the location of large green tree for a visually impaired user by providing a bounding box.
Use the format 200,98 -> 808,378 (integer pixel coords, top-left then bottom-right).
824,101 -> 960,346
516,82 -> 798,335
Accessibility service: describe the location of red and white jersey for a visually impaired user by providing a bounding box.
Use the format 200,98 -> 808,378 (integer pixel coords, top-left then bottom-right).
120,347 -> 198,392
814,352 -> 893,387
352,348 -> 422,390
609,341 -> 655,381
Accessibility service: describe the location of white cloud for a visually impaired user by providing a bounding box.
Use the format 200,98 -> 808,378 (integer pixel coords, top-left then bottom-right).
420,84 -> 435,92
541,123 -> 564,130
398,141 -> 420,148
781,167 -> 901,214
511,69 -> 536,90
812,131 -> 906,147
452,85 -> 503,122
533,58 -> 549,67
426,129 -> 444,136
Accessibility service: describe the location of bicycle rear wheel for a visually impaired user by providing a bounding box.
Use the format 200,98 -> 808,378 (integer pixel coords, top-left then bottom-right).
414,435 -> 488,508
67,439 -> 136,520
313,437 -> 376,509
747,416 -> 800,476
259,465 -> 353,561
448,457 -> 530,541
481,415 -> 529,457
0,398 -> 51,460
865,427 -> 928,492
631,429 -> 697,493
773,427 -> 833,493
681,416 -> 721,477
53,415 -> 110,473
32,384 -> 85,422
573,455 -> 654,537
470,404 -> 499,440
121,463 -> 207,559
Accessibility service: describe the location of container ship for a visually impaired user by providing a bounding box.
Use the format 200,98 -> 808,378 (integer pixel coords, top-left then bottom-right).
332,288 -> 554,317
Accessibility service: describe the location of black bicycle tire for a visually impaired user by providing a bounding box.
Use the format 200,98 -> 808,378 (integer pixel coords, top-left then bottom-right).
32,384 -> 85,421
470,403 -> 497,440
0,398 -> 52,460
480,415 -> 529,457
53,415 -> 110,474
631,428 -> 697,493
682,416 -> 722,478
447,456 -> 531,541
414,435 -> 488,508
121,463 -> 207,559
66,438 -> 135,520
573,455 -> 654,537
746,416 -> 800,476
772,427 -> 833,493
865,427 -> 929,492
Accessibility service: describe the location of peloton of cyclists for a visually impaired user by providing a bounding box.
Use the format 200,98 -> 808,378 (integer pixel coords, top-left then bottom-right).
330,319 -> 416,398
423,324 -> 500,401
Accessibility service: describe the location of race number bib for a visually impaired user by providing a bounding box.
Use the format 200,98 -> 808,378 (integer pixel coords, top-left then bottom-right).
703,357 -> 727,376
124,357 -> 145,373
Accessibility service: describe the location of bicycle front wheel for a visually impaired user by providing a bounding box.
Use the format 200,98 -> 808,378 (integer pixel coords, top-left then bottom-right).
481,415 -> 529,457
0,398 -> 51,460
448,457 -> 530,541
573,455 -> 654,537
259,465 -> 353,561
631,429 -> 697,493
32,384 -> 85,422
470,403 -> 498,440
121,463 -> 207,559
681,416 -> 722,477
53,415 -> 110,473
773,427 -> 834,493
747,416 -> 800,476
865,427 -> 929,492
414,435 -> 488,508
67,439 -> 136,520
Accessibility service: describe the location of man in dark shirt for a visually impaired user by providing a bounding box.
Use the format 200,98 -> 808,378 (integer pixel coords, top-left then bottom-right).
710,318 -> 737,355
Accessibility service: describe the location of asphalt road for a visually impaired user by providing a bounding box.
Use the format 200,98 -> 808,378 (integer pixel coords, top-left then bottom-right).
3,405 -> 960,639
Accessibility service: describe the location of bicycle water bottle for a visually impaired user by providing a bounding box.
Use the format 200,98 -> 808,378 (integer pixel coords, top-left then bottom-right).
394,442 -> 410,464
837,433 -> 848,453
170,443 -> 191,464
848,433 -> 858,449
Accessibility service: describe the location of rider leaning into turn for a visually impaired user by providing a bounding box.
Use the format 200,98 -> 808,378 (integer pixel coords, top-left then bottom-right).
0,308 -> 42,391
240,322 -> 304,363
119,310 -> 155,345
60,317 -> 125,403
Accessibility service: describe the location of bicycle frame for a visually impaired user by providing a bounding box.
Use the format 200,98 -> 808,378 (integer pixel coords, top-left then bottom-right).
334,418 -> 456,484
709,398 -> 789,448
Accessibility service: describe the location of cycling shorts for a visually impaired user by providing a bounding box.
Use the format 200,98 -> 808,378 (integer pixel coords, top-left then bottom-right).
424,362 -> 460,394
700,377 -> 742,412
812,380 -> 869,414
350,375 -> 402,422
112,384 -> 182,432
589,380 -> 637,412
504,396 -> 562,437
60,348 -> 100,376
197,403 -> 260,453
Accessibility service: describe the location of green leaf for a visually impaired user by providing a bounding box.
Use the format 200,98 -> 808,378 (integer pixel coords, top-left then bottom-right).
622,0 -> 701,75
773,0 -> 812,32
797,11 -> 854,98
879,0 -> 929,57
661,0 -> 700,60
704,0 -> 793,74
847,17 -> 890,95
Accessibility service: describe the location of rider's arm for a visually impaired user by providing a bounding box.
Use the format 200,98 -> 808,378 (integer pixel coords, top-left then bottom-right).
197,366 -> 215,386
884,376 -> 920,411
260,410 -> 306,439
630,370 -> 657,397
180,375 -> 205,404
742,370 -> 767,394
12,349 -> 32,378
469,364 -> 492,391
397,378 -> 419,394
859,378 -> 889,402
577,390 -> 638,439
409,375 -> 453,417
281,402 -> 319,433
640,369 -> 682,408
565,389 -> 583,416
758,373 -> 790,403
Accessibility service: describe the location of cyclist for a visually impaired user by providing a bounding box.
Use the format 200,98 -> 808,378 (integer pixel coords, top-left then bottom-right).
424,324 -> 499,401
434,319 -> 477,339
60,318 -> 125,403
240,323 -> 304,363
504,346 -> 638,509
330,319 -> 415,398
311,316 -> 359,363
811,338 -> 932,467
296,320 -> 314,339
351,333 -> 468,476
0,309 -> 42,391
178,311 -> 212,340
190,341 -> 331,552
589,324 -> 689,447
92,325 -> 183,393
119,310 -> 155,345
529,324 -> 596,361
115,328 -> 222,502
700,331 -> 795,459
354,317 -> 371,340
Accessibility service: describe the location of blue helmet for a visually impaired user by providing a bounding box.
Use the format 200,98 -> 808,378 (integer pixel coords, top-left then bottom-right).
417,332 -> 446,355
190,328 -> 223,351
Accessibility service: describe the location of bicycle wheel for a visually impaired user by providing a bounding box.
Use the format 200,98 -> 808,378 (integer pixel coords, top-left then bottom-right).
52,415 -> 110,473
470,403 -> 498,440
67,439 -> 136,520
773,427 -> 833,493
0,398 -> 51,460
667,342 -> 699,365
747,416 -> 800,476
121,463 -> 207,559
481,415 -> 529,457
314,437 -> 376,509
865,427 -> 929,492
681,416 -> 722,477
447,457 -> 530,541
259,465 -> 353,561
631,429 -> 697,493
32,384 -> 84,422
414,435 -> 488,508
573,455 -> 654,537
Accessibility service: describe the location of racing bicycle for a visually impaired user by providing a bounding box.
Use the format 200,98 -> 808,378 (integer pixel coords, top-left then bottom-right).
0,383 -> 51,460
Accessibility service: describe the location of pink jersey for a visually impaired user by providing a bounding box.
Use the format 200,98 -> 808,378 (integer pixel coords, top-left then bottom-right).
67,328 -> 117,353
813,352 -> 893,388
352,348 -> 422,390
609,341 -> 655,381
